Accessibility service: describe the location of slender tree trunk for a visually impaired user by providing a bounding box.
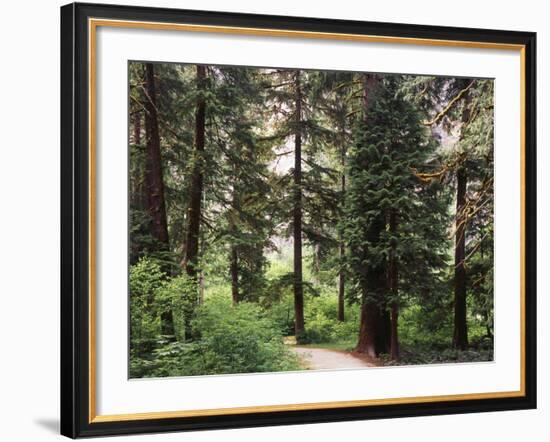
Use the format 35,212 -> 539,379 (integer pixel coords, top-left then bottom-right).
198,272 -> 205,305
390,304 -> 399,359
230,246 -> 239,304
130,110 -> 147,265
293,70 -> 305,340
144,63 -> 169,247
184,65 -> 206,279
389,210 -> 399,360
144,63 -> 173,339
133,110 -> 141,145
337,147 -> 346,322
337,241 -> 345,322
453,167 -> 468,350
198,232 -> 205,305
132,110 -> 147,213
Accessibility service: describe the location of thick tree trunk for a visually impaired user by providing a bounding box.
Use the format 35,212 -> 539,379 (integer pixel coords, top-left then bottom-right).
356,215 -> 387,355
144,63 -> 169,248
230,246 -> 239,305
376,308 -> 391,355
356,294 -> 378,358
337,147 -> 346,322
293,70 -> 305,340
389,210 -> 399,360
356,73 -> 387,356
184,65 -> 206,279
453,167 -> 468,350
144,63 -> 173,339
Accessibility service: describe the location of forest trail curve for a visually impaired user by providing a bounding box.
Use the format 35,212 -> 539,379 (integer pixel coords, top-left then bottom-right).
290,346 -> 376,370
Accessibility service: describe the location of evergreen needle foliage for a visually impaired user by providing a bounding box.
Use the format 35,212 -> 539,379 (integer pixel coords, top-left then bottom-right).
128,62 -> 494,377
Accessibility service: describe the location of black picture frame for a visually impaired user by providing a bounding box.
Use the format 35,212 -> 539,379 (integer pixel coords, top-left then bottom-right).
61,2 -> 537,438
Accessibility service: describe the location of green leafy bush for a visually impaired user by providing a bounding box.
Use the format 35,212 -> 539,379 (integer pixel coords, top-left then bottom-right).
133,293 -> 302,378
129,257 -> 199,377
294,295 -> 360,344
129,257 -> 166,358
262,292 -> 295,335
156,273 -> 198,341
189,298 -> 301,374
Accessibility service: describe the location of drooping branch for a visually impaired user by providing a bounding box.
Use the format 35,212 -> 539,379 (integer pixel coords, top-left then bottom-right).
410,153 -> 468,183
423,81 -> 474,126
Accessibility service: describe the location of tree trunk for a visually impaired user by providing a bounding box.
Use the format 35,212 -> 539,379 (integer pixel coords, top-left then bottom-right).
337,147 -> 346,322
453,167 -> 468,350
132,110 -> 147,214
390,304 -> 399,359
337,241 -> 345,322
356,293 -> 378,358
356,214 -> 387,356
160,310 -> 175,338
129,109 -> 147,265
230,246 -> 239,304
293,70 -> 305,340
356,73 -> 386,356
198,272 -> 205,305
389,210 -> 399,360
184,65 -> 206,279
144,63 -> 173,339
133,110 -> 141,145
144,63 -> 169,248
376,308 -> 391,355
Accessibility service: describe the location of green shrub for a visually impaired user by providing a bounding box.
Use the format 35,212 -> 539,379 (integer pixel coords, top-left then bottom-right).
129,257 -> 200,377
298,295 -> 360,344
134,295 -> 302,378
330,317 -> 359,342
263,294 -> 295,335
156,274 -> 198,341
129,257 -> 166,358
191,299 -> 301,374
299,312 -> 334,344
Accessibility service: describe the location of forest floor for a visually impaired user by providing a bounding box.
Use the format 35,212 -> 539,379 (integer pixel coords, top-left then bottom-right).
290,346 -> 377,370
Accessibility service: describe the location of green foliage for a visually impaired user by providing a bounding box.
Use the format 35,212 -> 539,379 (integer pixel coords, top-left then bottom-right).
128,62 -> 495,376
388,303 -> 493,366
192,298 -> 301,374
132,294 -> 301,378
343,76 -> 450,307
156,273 -> 198,341
299,295 -> 360,344
398,304 -> 452,349
129,257 -> 198,376
263,293 -> 295,336
129,257 -> 166,358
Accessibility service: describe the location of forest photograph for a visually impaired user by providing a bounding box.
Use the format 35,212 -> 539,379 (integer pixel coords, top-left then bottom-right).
128,61 -> 494,379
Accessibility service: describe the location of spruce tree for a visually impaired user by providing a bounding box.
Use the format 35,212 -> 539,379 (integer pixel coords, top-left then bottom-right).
343,75 -> 449,358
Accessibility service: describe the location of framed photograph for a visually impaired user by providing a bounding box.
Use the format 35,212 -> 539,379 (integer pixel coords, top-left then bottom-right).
60,2 -> 536,438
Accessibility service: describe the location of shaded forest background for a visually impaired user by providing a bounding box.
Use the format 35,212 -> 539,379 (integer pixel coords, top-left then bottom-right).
128,61 -> 494,378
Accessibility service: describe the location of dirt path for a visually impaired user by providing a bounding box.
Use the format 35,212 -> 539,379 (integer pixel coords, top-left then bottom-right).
291,346 -> 375,370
